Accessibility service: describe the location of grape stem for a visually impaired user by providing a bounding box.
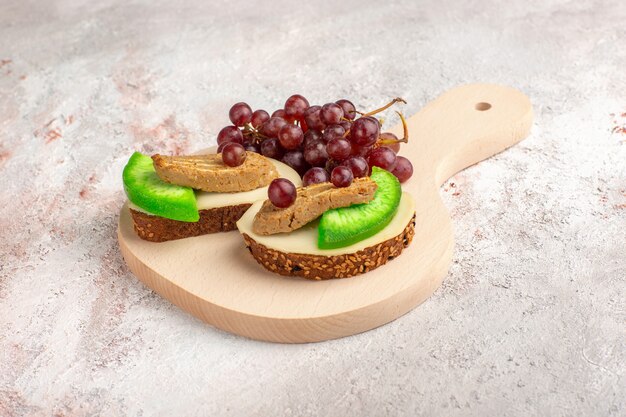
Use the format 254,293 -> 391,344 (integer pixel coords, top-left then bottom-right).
242,123 -> 270,144
377,112 -> 410,145
361,97 -> 406,117
397,111 -> 409,143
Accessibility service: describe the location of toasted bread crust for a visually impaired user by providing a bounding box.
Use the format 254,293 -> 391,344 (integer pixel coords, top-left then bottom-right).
242,214 -> 415,280
152,152 -> 278,192
252,177 -> 378,235
130,204 -> 251,242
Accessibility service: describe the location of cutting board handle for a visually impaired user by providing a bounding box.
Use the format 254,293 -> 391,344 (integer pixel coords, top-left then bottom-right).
393,84 -> 533,188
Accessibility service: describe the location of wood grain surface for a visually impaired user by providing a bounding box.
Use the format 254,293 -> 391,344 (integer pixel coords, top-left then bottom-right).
117,83 -> 533,343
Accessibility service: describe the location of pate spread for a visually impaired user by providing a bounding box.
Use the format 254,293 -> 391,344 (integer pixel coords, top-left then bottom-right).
152,152 -> 279,193
252,177 -> 377,235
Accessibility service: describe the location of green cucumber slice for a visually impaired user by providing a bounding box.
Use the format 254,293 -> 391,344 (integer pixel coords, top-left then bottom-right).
122,152 -> 199,222
318,167 -> 402,249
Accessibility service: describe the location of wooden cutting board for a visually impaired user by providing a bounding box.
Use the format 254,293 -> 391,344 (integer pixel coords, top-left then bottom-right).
117,84 -> 532,343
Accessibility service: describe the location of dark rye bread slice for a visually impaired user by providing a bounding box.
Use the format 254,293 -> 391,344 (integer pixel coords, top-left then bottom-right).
241,214 -> 415,280
130,204 -> 251,242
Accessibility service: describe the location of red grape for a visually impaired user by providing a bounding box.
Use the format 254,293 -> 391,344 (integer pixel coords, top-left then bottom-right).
244,143 -> 260,153
303,129 -> 323,148
365,115 -> 380,125
335,99 -> 357,120
260,137 -> 285,160
379,132 -> 400,153
325,158 -> 341,173
323,124 -> 346,142
217,125 -> 243,145
268,178 -> 297,208
272,109 -> 296,124
387,143 -> 400,153
351,116 -> 380,147
304,105 -> 325,131
320,103 -> 344,125
281,150 -> 308,176
342,156 -> 369,178
278,124 -> 304,150
391,156 -> 413,183
272,109 -> 286,119
221,142 -> 247,167
350,144 -> 371,157
327,138 -> 351,161
229,102 -> 253,127
368,146 -> 397,171
217,142 -> 229,153
261,117 -> 287,138
251,109 -> 270,128
299,116 -> 308,133
303,140 -> 328,167
302,167 -> 330,186
284,94 -> 309,118
339,120 -> 351,132
331,166 -> 353,187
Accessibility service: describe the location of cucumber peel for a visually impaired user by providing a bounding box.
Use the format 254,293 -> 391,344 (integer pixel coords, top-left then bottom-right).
123,152 -> 199,222
318,167 -> 401,249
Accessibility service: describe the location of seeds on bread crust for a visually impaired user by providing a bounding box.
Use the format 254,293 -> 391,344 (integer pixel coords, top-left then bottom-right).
152,152 -> 278,193
252,177 -> 378,235
243,214 -> 415,280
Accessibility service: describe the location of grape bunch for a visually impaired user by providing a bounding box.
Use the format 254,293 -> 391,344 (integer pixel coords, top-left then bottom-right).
216,94 -> 414,187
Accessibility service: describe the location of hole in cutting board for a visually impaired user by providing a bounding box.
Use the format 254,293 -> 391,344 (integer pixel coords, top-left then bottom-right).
475,102 -> 492,111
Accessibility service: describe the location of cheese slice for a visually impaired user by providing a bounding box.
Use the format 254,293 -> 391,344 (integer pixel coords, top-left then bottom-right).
128,159 -> 301,214
237,192 -> 416,256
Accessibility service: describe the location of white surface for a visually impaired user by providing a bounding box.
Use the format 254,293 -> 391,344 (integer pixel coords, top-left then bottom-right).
1,0 -> 624,416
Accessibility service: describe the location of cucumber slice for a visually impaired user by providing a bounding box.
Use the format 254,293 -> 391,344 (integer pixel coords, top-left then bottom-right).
318,167 -> 402,249
122,152 -> 199,222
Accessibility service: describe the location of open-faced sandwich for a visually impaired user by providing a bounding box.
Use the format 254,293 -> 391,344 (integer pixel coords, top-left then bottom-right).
122,94 -> 415,279
238,166 -> 415,279
122,150 -> 301,242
